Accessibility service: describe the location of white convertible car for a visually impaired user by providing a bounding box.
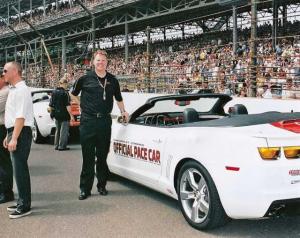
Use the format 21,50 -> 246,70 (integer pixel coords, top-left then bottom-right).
108,93 -> 300,230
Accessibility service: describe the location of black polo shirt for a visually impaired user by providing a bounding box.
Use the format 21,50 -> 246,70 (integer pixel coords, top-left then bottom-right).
49,87 -> 71,121
71,70 -> 123,119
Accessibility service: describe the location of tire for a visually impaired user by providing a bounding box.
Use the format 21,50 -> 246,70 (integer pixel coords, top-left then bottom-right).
32,119 -> 46,144
177,161 -> 229,230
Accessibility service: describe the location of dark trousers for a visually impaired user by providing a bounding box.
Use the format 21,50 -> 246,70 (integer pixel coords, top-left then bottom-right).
0,125 -> 13,195
79,117 -> 111,192
7,126 -> 32,210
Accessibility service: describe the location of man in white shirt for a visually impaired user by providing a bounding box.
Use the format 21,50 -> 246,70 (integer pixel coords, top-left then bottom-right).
2,62 -> 34,219
0,73 -> 14,204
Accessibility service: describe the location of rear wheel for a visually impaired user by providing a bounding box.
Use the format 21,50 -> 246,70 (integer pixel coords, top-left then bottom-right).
32,119 -> 46,144
177,161 -> 229,230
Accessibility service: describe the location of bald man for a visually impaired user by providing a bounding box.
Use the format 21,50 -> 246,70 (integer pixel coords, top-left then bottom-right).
3,62 -> 34,219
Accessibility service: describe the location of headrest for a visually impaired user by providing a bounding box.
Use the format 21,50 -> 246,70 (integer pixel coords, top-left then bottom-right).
183,108 -> 199,123
229,104 -> 248,115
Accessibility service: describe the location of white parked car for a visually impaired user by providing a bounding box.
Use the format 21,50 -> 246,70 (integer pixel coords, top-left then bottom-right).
31,89 -> 56,143
31,88 -> 81,143
108,93 -> 300,230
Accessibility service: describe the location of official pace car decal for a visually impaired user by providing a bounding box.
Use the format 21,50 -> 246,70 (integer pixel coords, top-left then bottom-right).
113,140 -> 161,165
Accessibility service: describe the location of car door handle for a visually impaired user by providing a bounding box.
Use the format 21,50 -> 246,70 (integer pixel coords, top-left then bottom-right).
153,139 -> 162,144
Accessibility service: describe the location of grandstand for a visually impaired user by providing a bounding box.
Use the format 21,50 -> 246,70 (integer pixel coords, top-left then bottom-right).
0,0 -> 300,98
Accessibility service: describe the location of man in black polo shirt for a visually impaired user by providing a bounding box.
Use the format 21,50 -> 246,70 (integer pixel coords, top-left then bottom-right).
71,50 -> 129,200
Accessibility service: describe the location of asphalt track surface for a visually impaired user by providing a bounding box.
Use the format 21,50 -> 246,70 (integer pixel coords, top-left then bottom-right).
1,141 -> 300,238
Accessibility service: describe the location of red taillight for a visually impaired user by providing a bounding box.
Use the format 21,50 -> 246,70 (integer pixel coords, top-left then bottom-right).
271,119 -> 300,133
71,102 -> 80,115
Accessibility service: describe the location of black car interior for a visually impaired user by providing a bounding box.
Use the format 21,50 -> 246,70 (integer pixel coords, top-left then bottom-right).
128,94 -> 244,127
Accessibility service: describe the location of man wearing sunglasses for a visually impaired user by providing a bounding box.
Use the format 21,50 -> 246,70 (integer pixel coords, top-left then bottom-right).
0,71 -> 14,205
2,62 -> 34,219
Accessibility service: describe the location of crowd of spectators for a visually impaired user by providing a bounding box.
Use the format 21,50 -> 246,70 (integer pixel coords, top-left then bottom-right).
1,0 -> 300,99
26,29 -> 300,100
104,25 -> 300,99
0,0 -> 111,34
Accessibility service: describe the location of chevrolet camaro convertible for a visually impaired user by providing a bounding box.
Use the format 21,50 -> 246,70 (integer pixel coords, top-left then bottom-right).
108,94 -> 300,230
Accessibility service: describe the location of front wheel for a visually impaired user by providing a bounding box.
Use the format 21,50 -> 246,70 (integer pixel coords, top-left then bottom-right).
177,161 -> 229,230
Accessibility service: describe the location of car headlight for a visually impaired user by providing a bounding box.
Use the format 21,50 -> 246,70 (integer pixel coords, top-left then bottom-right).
283,146 -> 300,159
258,147 -> 281,160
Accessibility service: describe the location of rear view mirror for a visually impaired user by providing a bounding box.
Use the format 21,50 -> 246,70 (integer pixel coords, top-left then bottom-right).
175,100 -> 190,106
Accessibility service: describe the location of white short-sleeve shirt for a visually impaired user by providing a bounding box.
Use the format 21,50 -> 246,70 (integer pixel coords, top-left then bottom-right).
5,81 -> 34,129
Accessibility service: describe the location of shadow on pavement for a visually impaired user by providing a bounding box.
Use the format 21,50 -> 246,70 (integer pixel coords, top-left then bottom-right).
31,200 -> 112,217
108,174 -> 179,210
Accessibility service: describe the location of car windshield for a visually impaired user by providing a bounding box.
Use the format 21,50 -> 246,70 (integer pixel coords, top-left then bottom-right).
32,92 -> 51,103
145,97 -> 219,114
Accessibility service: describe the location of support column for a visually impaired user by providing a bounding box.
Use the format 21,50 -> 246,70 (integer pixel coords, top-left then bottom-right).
62,35 -> 66,73
112,36 -> 114,48
56,0 -> 59,12
163,27 -> 166,41
43,0 -> 46,19
232,5 -> 238,55
282,3 -> 287,33
226,16 -> 230,31
7,5 -> 10,25
14,46 -> 17,61
18,0 -> 21,24
125,20 -> 129,64
5,49 -> 8,63
24,44 -> 28,82
58,47 -> 61,81
35,39 -> 38,83
249,0 -> 257,97
40,38 -> 44,87
181,24 -> 185,39
272,0 -> 278,51
146,26 -> 151,93
92,17 -> 95,52
30,0 -> 33,20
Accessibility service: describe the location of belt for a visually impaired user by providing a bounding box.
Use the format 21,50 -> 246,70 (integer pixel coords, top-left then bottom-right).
7,126 -> 31,133
94,113 -> 110,118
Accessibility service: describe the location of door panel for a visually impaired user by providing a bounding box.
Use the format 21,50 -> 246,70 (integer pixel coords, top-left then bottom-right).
110,122 -> 166,185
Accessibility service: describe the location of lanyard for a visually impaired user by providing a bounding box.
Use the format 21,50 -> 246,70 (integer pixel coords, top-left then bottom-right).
97,77 -> 107,100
